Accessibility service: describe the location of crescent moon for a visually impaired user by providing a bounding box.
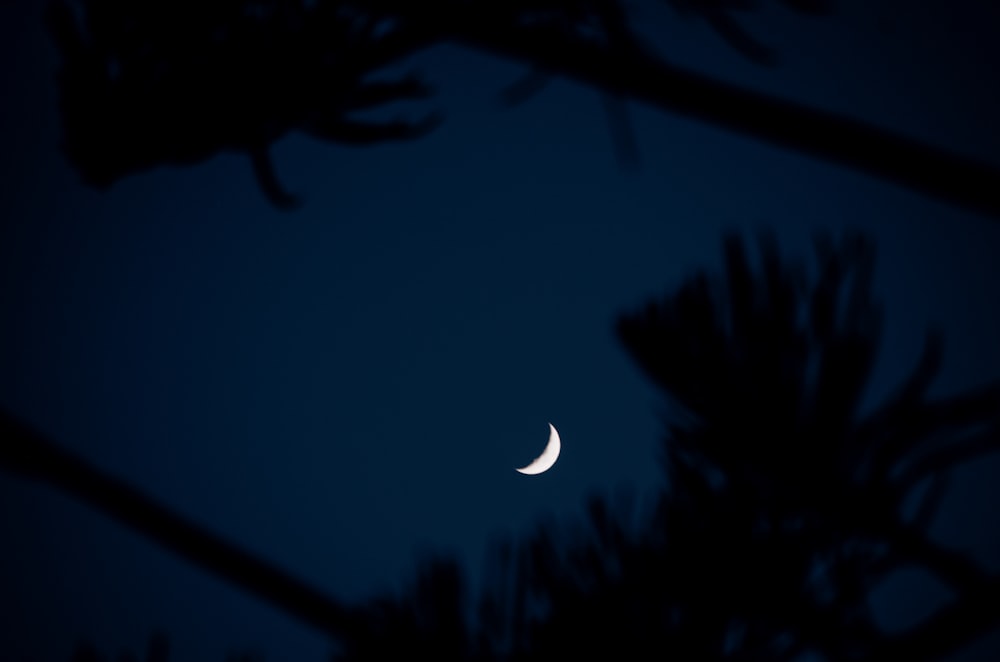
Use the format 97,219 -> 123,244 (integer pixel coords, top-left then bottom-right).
516,423 -> 561,475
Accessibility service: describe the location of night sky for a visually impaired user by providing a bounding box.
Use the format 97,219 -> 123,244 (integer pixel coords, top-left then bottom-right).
2,1 -> 1000,660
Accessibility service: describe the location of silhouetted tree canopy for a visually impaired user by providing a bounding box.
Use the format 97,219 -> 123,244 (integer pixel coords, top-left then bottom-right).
44,0 -> 1000,216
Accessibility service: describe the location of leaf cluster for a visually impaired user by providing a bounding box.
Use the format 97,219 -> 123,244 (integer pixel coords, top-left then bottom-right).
329,232 -> 1000,661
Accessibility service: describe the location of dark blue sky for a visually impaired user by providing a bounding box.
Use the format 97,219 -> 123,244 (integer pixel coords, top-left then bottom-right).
2,1 -> 999,660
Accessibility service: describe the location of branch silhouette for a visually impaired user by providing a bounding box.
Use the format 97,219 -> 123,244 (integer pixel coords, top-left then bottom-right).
0,410 -> 356,641
44,0 -> 1000,216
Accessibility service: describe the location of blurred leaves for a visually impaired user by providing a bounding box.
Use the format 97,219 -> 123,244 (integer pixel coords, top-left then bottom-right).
45,0 -> 441,208
327,231 -> 1000,660
43,1 -> 1000,214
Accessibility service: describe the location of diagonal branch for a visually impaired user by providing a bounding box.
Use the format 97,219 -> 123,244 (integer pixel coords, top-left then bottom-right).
0,407 -> 356,640
430,1 -> 1000,219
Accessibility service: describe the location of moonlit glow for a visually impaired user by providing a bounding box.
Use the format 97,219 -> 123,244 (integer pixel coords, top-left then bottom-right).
515,423 -> 561,475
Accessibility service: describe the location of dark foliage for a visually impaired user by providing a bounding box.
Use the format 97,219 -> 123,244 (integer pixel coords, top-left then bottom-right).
323,232 -> 1000,661
43,0 -> 1000,215
44,0 -> 441,208
613,232 -> 1000,659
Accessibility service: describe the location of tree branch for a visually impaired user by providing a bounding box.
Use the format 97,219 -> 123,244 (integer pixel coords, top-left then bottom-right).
433,2 -> 1000,219
0,407 -> 355,640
